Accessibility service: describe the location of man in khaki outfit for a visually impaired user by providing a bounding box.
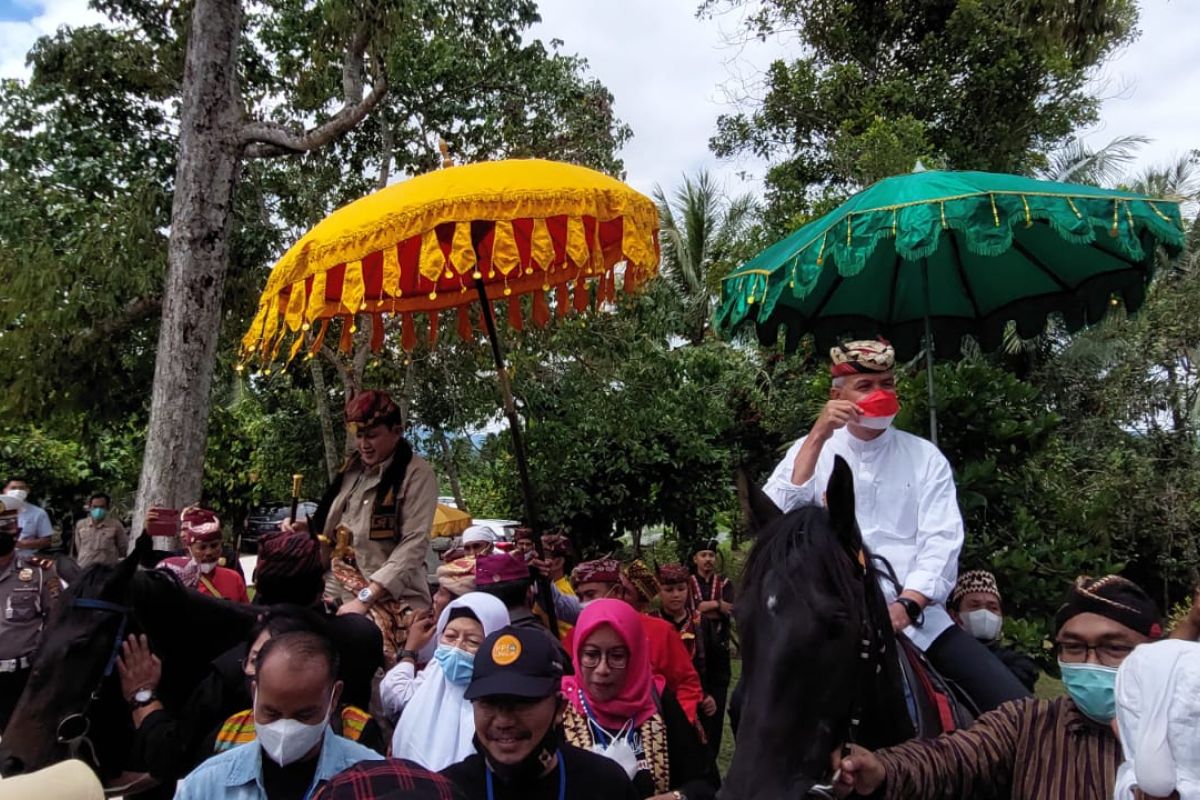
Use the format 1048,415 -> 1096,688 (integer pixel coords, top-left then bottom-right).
73,492 -> 129,568
304,390 -> 437,617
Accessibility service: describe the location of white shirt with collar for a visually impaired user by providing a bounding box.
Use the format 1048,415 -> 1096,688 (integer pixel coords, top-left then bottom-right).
763,425 -> 964,650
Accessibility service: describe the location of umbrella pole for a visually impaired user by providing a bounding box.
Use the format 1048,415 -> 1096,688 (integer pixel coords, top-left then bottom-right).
473,280 -> 559,636
921,259 -> 939,446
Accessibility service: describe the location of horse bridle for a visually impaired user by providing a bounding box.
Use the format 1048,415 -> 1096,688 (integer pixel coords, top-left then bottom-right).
807,550 -> 884,799
54,597 -> 132,772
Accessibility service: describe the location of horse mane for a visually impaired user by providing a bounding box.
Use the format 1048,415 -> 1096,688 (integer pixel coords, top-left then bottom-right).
740,505 -> 865,606
61,564 -> 117,600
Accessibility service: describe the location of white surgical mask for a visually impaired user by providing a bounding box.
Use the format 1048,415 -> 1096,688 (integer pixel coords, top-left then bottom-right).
961,609 -> 1003,642
254,690 -> 331,766
6,490 -> 27,504
196,560 -> 217,575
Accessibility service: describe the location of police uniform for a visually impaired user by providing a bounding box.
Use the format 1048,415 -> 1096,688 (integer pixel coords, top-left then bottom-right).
0,555 -> 54,732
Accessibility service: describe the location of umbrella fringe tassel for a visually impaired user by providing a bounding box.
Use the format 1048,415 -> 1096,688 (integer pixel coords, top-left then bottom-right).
508,297 -> 524,331
555,283 -> 570,319
370,313 -> 385,353
428,311 -> 440,347
457,306 -> 473,342
401,313 -> 417,351
532,290 -> 550,328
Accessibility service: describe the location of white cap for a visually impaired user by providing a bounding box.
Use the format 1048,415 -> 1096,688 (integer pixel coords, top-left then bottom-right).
461,525 -> 498,544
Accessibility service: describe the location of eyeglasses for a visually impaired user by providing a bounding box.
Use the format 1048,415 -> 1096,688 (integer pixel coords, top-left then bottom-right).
578,648 -> 629,670
1055,641 -> 1135,667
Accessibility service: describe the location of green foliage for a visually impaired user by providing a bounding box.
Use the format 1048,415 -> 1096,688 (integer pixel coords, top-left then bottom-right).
704,0 -> 1137,230
654,170 -> 757,345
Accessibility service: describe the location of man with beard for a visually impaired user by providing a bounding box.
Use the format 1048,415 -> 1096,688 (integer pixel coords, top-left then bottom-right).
442,626 -> 637,800
0,498 -> 53,732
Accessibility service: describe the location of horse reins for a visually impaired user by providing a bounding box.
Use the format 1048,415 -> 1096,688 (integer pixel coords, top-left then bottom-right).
54,597 -> 132,774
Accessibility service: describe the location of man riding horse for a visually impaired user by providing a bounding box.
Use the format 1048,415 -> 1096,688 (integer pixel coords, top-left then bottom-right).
763,338 -> 1028,713
287,390 -> 437,626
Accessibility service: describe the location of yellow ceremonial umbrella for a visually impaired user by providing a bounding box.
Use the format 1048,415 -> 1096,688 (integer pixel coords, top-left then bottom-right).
431,503 -> 471,539
242,158 -> 660,633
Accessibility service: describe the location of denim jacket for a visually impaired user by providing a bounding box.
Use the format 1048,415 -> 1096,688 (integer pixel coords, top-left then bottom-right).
174,729 -> 383,800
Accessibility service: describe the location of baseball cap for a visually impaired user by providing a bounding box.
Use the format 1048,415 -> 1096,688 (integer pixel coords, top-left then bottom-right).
464,626 -> 564,701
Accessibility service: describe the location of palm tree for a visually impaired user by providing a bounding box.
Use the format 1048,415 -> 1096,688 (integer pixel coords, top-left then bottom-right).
654,171 -> 756,345
1037,134 -> 1150,186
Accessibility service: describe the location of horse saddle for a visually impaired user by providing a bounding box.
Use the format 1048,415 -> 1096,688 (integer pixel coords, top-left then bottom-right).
896,635 -> 975,737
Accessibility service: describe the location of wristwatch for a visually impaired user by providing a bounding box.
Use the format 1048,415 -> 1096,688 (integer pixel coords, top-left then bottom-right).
130,688 -> 157,709
896,597 -> 924,626
357,586 -> 374,605
396,649 -> 420,663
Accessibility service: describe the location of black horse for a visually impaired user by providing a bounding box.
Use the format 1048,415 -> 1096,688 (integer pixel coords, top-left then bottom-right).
0,536 -> 256,790
720,457 -> 915,799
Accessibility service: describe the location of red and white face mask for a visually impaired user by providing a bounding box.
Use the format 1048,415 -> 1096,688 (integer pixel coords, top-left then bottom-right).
855,389 -> 900,430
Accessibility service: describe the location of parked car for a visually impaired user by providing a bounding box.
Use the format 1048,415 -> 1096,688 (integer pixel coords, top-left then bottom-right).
240,500 -> 318,552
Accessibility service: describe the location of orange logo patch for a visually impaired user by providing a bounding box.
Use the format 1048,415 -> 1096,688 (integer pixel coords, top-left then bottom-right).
492,634 -> 521,666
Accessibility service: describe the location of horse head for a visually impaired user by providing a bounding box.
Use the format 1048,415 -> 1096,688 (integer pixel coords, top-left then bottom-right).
0,536 -> 148,779
0,535 -> 256,783
720,456 -> 911,799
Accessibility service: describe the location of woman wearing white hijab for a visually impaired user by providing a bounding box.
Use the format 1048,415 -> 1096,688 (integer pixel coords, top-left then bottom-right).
379,591 -> 509,770
1114,639 -> 1200,800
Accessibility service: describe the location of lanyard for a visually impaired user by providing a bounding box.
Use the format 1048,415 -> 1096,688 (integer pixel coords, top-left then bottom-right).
576,689 -> 636,749
485,750 -> 565,800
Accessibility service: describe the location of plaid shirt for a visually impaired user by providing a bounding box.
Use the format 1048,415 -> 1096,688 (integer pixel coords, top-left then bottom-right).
312,758 -> 463,800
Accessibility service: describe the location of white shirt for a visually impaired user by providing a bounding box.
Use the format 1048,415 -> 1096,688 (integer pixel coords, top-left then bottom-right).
763,426 -> 963,649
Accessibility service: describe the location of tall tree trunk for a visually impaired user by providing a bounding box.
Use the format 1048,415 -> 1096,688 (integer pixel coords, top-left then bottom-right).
310,357 -> 341,480
436,428 -> 466,510
132,0 -> 243,542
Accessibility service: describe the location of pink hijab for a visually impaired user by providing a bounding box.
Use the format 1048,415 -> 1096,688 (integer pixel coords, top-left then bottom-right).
563,598 -> 663,728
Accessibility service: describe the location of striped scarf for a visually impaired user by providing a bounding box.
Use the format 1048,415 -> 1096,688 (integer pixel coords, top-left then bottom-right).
213,705 -> 372,753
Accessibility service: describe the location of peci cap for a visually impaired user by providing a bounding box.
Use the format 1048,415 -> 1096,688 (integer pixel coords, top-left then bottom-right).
465,626 -> 565,701
475,552 -> 531,585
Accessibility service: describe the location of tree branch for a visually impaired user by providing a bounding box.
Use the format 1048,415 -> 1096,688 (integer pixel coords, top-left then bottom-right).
242,22 -> 387,158
78,295 -> 162,341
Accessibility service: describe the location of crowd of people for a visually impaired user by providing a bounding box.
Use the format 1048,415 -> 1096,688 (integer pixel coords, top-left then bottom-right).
1,345 -> 1199,800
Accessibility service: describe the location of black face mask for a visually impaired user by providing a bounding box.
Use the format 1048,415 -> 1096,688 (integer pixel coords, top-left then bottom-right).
0,533 -> 15,557
479,724 -> 563,785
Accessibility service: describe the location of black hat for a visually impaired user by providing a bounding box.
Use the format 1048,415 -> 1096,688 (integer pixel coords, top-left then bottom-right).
1053,575 -> 1163,639
464,626 -> 564,701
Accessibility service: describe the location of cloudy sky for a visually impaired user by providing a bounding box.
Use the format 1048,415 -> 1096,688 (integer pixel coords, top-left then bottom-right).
2,0 -> 1196,199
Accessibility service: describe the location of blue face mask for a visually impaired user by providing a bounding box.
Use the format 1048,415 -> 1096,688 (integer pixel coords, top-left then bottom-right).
90,507 -> 107,521
1058,661 -> 1118,723
434,644 -> 475,686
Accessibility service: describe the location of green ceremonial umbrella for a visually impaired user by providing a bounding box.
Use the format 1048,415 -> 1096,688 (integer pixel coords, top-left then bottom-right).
715,169 -> 1187,443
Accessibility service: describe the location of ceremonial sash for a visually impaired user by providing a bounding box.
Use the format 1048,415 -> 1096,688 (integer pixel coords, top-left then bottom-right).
198,575 -> 224,599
